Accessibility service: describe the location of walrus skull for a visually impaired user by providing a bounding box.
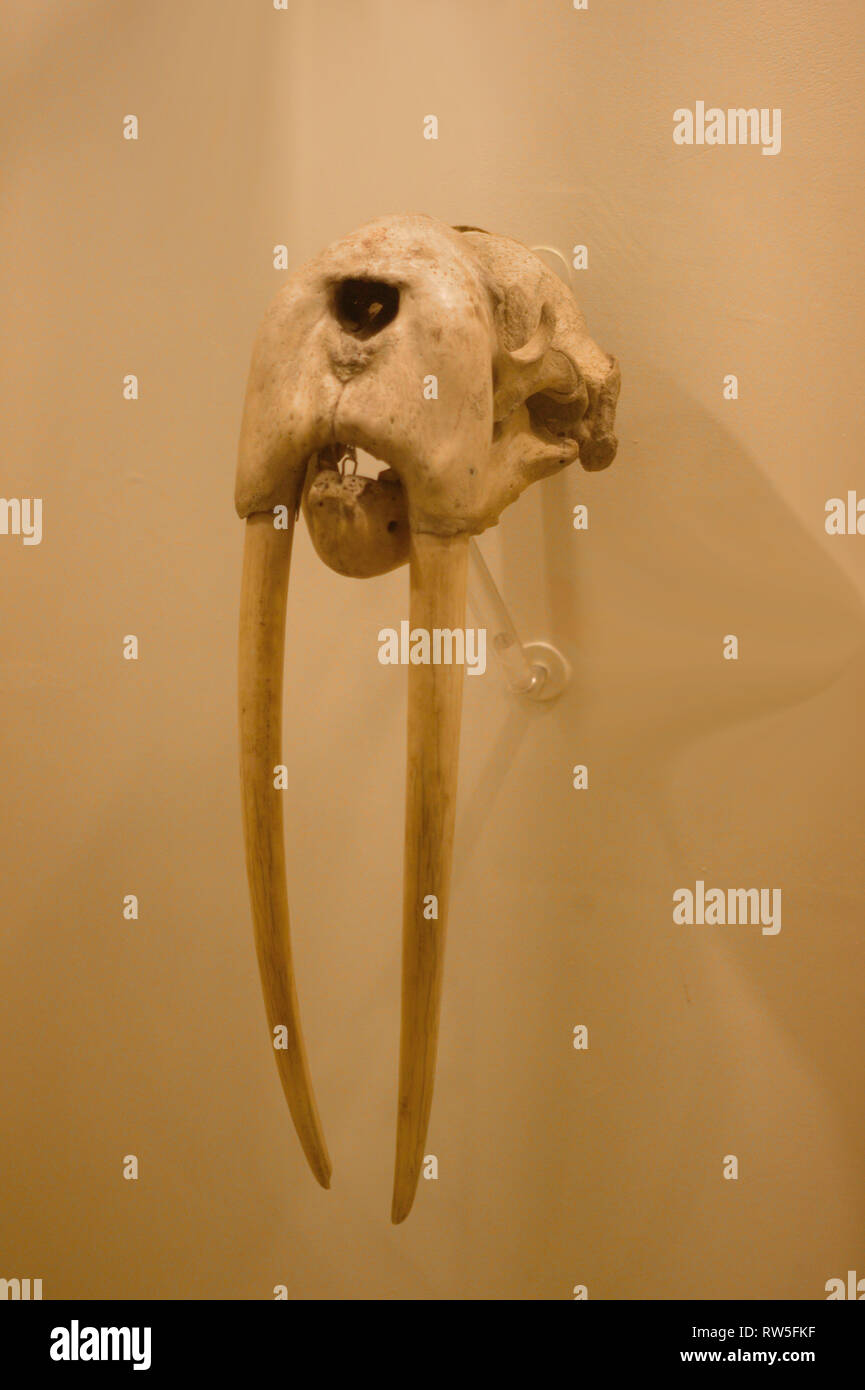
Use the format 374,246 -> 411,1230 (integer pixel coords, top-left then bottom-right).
236,213 -> 620,1221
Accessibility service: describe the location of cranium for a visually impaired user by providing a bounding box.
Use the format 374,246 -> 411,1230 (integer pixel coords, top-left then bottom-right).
236,213 -> 620,1221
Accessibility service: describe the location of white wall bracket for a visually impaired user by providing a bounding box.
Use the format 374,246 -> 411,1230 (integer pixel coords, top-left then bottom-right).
467,539 -> 570,702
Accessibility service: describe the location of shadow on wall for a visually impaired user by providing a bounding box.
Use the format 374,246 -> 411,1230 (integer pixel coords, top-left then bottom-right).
452,366 -> 865,1293
466,363 -> 865,843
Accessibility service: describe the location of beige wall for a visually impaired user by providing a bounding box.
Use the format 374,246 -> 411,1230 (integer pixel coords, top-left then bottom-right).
2,0 -> 864,1299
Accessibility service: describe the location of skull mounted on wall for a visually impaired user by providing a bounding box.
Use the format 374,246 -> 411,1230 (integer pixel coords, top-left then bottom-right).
236,213 -> 620,1221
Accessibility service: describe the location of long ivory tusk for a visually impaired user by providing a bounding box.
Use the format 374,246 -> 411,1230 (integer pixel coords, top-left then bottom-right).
392,530 -> 469,1223
239,511 -> 331,1189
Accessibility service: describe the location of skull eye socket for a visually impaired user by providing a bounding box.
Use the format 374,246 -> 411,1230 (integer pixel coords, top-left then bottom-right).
333,279 -> 400,338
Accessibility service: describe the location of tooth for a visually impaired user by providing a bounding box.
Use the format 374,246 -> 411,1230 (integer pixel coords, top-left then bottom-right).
239,510 -> 331,1188
391,530 -> 469,1223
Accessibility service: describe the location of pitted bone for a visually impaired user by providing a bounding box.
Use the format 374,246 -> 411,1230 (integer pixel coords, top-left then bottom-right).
236,213 -> 620,1219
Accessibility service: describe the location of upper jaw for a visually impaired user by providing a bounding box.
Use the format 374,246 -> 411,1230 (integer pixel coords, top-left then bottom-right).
235,222 -> 499,530
235,213 -> 618,534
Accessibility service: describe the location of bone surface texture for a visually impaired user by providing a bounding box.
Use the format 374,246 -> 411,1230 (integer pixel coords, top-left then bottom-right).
235,213 -> 620,1220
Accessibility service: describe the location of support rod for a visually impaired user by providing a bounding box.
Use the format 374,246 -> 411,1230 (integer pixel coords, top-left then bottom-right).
467,539 -> 570,702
